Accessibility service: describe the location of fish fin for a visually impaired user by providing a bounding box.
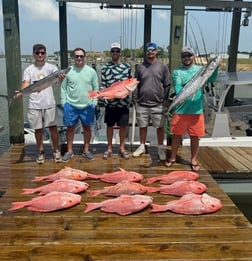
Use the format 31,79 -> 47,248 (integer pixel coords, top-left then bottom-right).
118,167 -> 126,171
32,176 -> 46,182
84,202 -> 100,213
8,202 -> 27,211
21,189 -> 36,195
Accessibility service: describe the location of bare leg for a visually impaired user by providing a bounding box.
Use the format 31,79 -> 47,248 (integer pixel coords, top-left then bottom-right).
66,126 -> 75,153
106,126 -> 113,152
190,136 -> 200,167
165,134 -> 181,166
83,125 -> 91,152
48,125 -> 59,151
35,129 -> 44,152
119,126 -> 127,152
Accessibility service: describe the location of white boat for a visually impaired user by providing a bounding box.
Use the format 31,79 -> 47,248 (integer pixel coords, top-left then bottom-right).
183,71 -> 252,147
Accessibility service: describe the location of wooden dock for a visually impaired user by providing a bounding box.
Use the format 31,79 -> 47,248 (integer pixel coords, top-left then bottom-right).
0,144 -> 252,260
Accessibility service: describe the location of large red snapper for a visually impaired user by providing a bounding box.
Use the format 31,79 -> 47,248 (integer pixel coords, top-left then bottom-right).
92,168 -> 144,184
89,180 -> 155,197
88,78 -> 139,99
150,193 -> 222,215
147,180 -> 207,196
21,179 -> 89,195
84,194 -> 153,216
8,191 -> 82,212
146,171 -> 199,184
32,167 -> 98,182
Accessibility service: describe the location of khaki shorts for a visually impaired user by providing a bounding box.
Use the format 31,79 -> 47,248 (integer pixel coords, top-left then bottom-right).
136,104 -> 165,128
28,107 -> 58,130
170,114 -> 205,137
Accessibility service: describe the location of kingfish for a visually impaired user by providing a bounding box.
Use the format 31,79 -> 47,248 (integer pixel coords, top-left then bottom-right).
168,56 -> 221,112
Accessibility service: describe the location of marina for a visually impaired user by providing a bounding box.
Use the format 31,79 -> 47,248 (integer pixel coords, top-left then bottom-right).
0,143 -> 252,260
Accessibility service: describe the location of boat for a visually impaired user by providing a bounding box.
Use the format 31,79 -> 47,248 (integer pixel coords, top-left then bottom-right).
182,70 -> 252,147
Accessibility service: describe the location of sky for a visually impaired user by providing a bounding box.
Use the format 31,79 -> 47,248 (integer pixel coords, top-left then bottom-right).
0,0 -> 252,55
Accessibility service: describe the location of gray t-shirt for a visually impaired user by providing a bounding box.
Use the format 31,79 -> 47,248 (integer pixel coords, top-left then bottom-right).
134,60 -> 170,107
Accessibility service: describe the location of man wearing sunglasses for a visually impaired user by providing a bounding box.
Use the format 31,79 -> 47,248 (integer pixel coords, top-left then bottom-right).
100,42 -> 132,160
132,42 -> 170,161
16,43 -> 62,164
61,47 -> 99,162
165,46 -> 219,172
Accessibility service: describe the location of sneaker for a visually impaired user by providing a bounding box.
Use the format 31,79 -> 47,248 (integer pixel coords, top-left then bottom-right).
36,151 -> 45,164
158,147 -> 166,161
132,145 -> 146,157
82,151 -> 94,160
62,151 -> 74,162
54,150 -> 62,163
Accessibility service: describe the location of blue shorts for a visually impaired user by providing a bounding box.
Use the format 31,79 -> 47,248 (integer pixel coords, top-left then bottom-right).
63,103 -> 95,126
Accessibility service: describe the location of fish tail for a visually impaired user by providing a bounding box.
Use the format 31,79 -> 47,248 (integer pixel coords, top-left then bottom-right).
146,187 -> 160,193
88,91 -> 98,98
21,189 -> 36,195
150,203 -> 167,213
32,176 -> 46,182
145,177 -> 157,184
86,173 -> 100,180
84,202 -> 101,213
8,201 -> 27,211
88,190 -> 101,197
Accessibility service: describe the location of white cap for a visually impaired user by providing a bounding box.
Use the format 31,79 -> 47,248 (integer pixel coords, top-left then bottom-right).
111,42 -> 121,49
181,46 -> 195,55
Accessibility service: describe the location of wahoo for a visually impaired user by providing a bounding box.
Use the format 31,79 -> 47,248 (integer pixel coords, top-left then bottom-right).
1,67 -> 71,107
168,56 -> 221,112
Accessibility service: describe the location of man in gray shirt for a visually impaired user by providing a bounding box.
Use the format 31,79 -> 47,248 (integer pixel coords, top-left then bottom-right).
132,42 -> 170,160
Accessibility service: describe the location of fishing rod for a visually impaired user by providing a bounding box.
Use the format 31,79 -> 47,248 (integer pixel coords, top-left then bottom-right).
191,15 -> 209,63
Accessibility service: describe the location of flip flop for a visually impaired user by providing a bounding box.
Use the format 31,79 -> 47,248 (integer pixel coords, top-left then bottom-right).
118,150 -> 130,160
103,151 -> 112,160
190,163 -> 200,172
164,160 -> 176,167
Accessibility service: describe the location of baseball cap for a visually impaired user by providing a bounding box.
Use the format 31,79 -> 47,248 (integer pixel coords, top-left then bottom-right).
111,42 -> 121,49
181,46 -> 195,55
146,42 -> 158,51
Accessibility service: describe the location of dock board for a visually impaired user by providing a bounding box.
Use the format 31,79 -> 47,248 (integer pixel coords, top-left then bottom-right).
0,144 -> 252,260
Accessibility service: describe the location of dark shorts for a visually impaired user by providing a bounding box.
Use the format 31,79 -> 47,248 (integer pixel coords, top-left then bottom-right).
104,106 -> 129,127
63,102 -> 95,127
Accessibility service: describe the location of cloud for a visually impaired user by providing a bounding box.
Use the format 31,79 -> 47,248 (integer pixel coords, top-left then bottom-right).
68,3 -> 140,22
19,0 -> 59,21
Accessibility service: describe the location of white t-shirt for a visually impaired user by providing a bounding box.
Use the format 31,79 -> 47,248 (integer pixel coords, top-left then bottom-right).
23,62 -> 57,109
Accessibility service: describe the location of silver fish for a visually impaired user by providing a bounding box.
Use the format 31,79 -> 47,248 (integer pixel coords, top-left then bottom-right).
168,56 -> 221,113
1,67 -> 71,107
17,67 -> 71,96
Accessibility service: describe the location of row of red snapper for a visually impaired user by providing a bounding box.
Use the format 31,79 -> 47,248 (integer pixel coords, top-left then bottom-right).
8,167 -> 223,216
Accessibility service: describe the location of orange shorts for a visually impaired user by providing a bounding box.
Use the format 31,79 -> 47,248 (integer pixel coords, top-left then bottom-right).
170,114 -> 205,137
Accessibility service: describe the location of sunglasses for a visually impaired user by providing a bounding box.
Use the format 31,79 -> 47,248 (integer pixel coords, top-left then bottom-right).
147,48 -> 156,52
111,49 -> 120,53
35,51 -> 45,55
181,53 -> 193,59
74,55 -> 85,59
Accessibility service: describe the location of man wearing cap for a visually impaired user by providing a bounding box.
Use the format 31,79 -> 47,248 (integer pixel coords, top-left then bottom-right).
100,42 -> 132,159
165,46 -> 219,171
132,42 -> 170,160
